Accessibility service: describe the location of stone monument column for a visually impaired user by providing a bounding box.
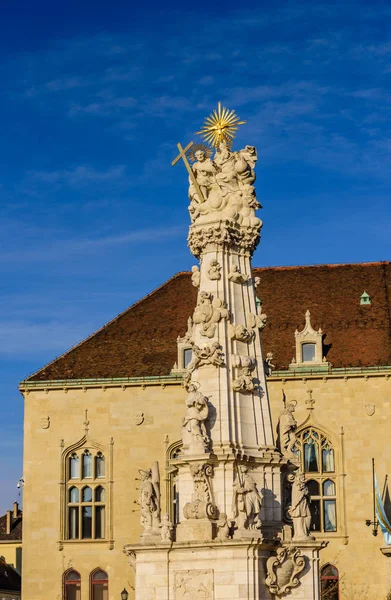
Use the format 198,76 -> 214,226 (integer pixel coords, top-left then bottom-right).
124,103 -> 325,600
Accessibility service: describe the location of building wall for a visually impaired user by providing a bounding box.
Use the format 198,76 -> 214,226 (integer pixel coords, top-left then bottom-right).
0,544 -> 22,574
21,371 -> 391,600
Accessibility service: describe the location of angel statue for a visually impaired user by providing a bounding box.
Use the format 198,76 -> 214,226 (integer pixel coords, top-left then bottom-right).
137,462 -> 161,537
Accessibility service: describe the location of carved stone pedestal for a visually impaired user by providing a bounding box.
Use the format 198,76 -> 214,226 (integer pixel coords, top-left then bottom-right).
176,518 -> 214,542
124,539 -> 275,600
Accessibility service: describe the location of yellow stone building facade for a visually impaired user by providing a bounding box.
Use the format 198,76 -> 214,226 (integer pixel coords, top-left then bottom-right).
19,262 -> 391,600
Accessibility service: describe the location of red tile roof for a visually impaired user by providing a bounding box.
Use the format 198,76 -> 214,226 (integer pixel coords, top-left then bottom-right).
26,261 -> 391,381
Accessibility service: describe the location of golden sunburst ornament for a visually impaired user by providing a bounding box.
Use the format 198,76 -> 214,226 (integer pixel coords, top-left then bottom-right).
196,101 -> 246,148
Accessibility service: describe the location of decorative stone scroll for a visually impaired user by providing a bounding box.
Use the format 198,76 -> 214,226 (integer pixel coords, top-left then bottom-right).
193,291 -> 229,338
265,546 -> 306,596
183,463 -> 217,520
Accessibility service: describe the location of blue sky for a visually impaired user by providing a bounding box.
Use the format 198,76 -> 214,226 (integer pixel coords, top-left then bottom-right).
0,0 -> 390,513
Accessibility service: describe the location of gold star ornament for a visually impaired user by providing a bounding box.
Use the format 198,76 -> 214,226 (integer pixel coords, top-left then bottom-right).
196,101 -> 246,148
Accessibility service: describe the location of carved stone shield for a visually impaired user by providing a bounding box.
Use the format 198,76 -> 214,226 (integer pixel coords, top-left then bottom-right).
365,404 -> 375,416
40,416 -> 50,429
265,546 -> 306,596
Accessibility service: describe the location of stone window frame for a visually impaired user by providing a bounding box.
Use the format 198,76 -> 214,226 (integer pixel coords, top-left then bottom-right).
59,435 -> 114,550
166,440 -> 182,525
90,568 -> 109,600
293,421 -> 347,541
63,568 -> 81,600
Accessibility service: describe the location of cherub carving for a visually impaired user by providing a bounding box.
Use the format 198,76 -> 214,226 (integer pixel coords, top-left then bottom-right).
229,323 -> 255,343
192,292 -> 229,338
216,512 -> 230,540
191,265 -> 200,287
228,264 -> 249,284
186,342 -> 225,374
159,513 -> 173,542
207,259 -> 221,280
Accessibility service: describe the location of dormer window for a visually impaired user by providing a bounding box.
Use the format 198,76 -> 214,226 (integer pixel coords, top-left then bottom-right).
360,291 -> 371,306
302,343 -> 316,362
290,310 -> 330,369
171,317 -> 194,374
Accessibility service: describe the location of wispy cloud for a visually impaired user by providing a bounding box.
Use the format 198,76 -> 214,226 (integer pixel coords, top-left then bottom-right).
27,165 -> 126,186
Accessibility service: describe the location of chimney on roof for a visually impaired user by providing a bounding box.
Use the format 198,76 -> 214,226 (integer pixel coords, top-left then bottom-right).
6,511 -> 12,535
13,502 -> 18,518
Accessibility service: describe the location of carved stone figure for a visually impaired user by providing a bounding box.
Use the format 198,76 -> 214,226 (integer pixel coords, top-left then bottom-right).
265,352 -> 274,376
250,306 -> 267,330
265,546 -> 306,597
232,465 -> 262,529
183,463 -> 217,520
191,265 -> 200,287
277,401 -> 297,457
185,342 -> 225,377
187,141 -> 262,231
137,462 -> 161,537
207,258 -> 221,280
229,323 -> 255,343
216,512 -> 230,540
160,513 -> 173,542
290,472 -> 314,540
192,291 -> 229,338
232,355 -> 256,393
189,150 -> 217,203
182,383 -> 210,454
175,570 -> 213,600
228,264 -> 249,284
254,276 -> 260,288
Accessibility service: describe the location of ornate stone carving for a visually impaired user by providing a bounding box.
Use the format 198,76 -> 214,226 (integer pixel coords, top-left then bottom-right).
193,291 -> 229,338
229,323 -> 255,343
159,513 -> 173,542
216,512 -> 230,540
183,463 -> 217,520
254,276 -> 260,288
184,342 -> 225,385
232,465 -> 262,529
289,471 -> 314,540
365,403 -> 375,416
174,570 -> 213,600
265,546 -> 306,596
40,416 -> 50,429
133,412 -> 144,426
191,265 -> 200,287
182,383 -> 210,454
228,264 -> 249,284
265,352 -> 274,375
189,150 -> 216,203
207,258 -> 221,280
277,400 -> 297,457
188,221 -> 262,258
232,355 -> 256,393
249,306 -> 267,330
136,462 -> 161,539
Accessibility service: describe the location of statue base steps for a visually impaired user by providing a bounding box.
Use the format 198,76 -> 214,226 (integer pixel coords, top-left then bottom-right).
124,539 -> 325,600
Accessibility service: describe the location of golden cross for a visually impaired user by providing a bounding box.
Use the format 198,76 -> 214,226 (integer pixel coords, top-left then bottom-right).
171,141 -> 205,203
305,389 -> 315,411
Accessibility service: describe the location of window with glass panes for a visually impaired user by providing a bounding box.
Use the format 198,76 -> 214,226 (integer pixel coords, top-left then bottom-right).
320,564 -> 339,599
63,569 -> 81,600
91,569 -> 108,600
294,428 -> 337,533
67,450 -> 106,540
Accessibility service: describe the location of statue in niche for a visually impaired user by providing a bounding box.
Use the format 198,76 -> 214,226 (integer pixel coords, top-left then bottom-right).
159,513 -> 173,542
290,471 -> 314,540
187,140 -> 261,229
228,264 -> 249,284
137,462 -> 161,536
207,258 -> 221,280
232,465 -> 262,530
277,400 -> 297,457
182,383 -> 210,453
216,512 -> 230,540
191,265 -> 200,287
192,291 -> 229,338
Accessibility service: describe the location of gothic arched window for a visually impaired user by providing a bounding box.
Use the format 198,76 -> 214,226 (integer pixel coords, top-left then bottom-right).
320,564 -> 339,599
90,569 -> 108,600
63,569 -> 81,600
167,441 -> 182,525
66,449 -> 106,540
295,428 -> 337,533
